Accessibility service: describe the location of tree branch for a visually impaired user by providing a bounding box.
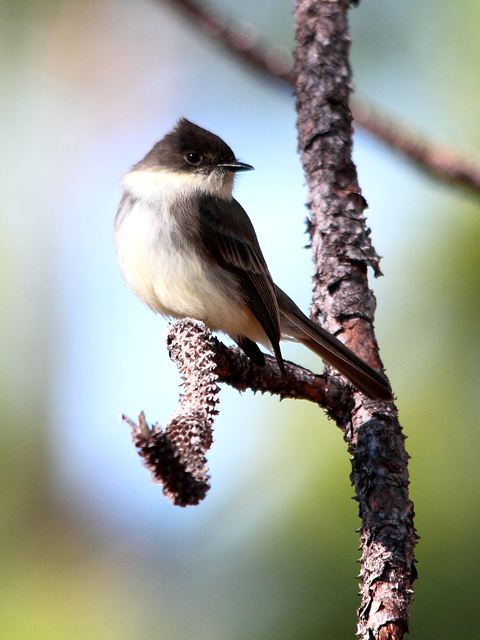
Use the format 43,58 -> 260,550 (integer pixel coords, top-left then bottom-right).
294,1 -> 416,638
351,99 -> 480,193
125,319 -> 354,506
123,320 -> 220,506
162,0 -> 480,197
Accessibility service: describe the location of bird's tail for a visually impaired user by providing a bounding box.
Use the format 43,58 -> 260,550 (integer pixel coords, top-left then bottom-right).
276,287 -> 392,401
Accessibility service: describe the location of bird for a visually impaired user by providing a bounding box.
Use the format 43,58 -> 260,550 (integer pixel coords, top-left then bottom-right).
115,118 -> 392,401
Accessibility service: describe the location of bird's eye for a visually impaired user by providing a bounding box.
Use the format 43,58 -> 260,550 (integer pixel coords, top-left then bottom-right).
184,151 -> 202,165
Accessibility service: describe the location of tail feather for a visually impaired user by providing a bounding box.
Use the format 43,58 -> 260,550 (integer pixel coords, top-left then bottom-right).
276,287 -> 392,401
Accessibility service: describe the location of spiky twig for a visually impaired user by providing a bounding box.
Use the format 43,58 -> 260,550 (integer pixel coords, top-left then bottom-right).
124,320 -> 220,506
125,319 -> 355,505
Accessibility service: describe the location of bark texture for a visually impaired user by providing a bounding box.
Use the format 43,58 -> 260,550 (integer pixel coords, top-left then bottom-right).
125,319 -> 355,506
124,320 -> 220,506
293,1 -> 417,638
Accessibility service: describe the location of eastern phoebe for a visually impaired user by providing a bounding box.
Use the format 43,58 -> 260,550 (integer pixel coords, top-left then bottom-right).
115,119 -> 391,401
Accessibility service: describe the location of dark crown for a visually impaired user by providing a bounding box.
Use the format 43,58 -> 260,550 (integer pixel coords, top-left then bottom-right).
135,118 -> 237,172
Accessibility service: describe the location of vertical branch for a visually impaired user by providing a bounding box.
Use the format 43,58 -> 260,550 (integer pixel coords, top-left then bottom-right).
293,2 -> 417,639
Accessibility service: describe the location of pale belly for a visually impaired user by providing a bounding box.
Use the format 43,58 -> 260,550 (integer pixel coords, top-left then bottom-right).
115,199 -> 267,343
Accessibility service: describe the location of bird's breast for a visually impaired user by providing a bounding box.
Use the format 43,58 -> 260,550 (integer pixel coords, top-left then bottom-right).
115,197 -> 264,341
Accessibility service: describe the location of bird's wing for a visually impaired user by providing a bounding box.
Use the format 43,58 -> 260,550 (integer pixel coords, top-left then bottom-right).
197,194 -> 282,366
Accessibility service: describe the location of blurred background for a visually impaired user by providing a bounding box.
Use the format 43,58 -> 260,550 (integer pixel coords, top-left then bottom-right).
1,0 -> 479,637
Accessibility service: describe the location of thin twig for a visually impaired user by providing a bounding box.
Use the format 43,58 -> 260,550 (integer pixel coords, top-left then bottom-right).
352,99 -> 480,192
162,0 -> 480,197
210,326 -> 354,424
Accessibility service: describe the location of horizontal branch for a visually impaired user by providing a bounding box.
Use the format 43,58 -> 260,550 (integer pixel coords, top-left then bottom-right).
162,0 -> 480,197
210,328 -> 353,417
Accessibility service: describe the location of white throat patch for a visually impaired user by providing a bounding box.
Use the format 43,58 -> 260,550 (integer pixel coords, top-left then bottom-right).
122,168 -> 234,202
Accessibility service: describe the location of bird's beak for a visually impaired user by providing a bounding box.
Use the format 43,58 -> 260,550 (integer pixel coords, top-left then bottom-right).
217,161 -> 254,172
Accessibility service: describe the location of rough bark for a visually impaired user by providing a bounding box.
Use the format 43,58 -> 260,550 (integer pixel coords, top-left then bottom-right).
293,1 -> 417,638
124,319 -> 355,506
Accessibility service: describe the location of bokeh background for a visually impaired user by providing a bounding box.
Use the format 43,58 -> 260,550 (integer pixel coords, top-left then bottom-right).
1,0 -> 479,638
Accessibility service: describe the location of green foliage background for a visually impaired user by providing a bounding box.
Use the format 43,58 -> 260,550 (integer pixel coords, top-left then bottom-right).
1,1 -> 479,638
